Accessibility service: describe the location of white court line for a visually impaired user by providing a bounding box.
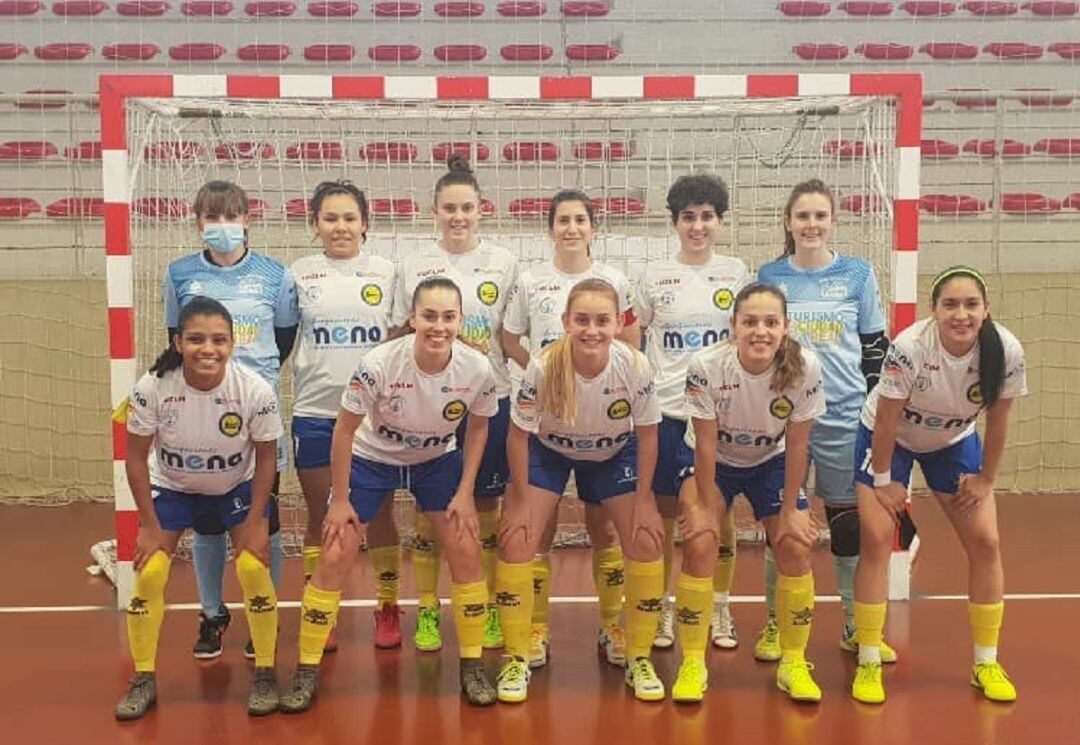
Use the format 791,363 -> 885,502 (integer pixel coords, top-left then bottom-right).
2,593 -> 1080,614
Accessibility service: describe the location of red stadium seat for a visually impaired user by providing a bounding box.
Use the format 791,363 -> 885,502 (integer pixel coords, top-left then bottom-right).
1048,42 -> 1080,59
46,197 -> 105,218
0,1 -> 43,13
573,140 -> 634,160
372,1 -> 420,16
245,0 -> 293,14
308,1 -> 356,15
562,0 -> 609,15
1064,193 -> 1080,209
435,1 -> 484,16
368,45 -> 421,61
0,44 -> 28,59
1023,1 -> 1077,14
900,1 -> 956,13
434,45 -> 488,62
238,44 -> 291,61
246,197 -> 269,219
16,88 -> 69,109
215,141 -> 275,160
181,0 -> 231,13
949,88 -> 997,107
35,43 -> 93,61
504,141 -> 559,161
921,139 -> 960,158
286,141 -> 343,161
962,138 -> 1031,157
369,198 -> 420,216
306,44 -> 355,61
0,140 -> 58,159
591,197 -> 645,215
103,43 -> 160,60
144,141 -> 207,160
51,0 -> 107,14
920,42 -> 978,60
1033,138 -> 1080,156
963,0 -> 1018,13
285,198 -> 308,219
999,193 -> 1061,213
778,1 -> 831,15
840,194 -> 888,213
919,194 -> 986,214
480,199 -> 495,216
1014,88 -> 1074,106
0,197 -> 41,219
565,43 -> 619,61
508,197 -> 553,216
793,43 -> 849,60
169,43 -> 226,60
117,1 -> 169,14
432,141 -> 491,162
856,42 -> 913,59
984,42 -> 1043,59
500,44 -> 553,61
839,1 -> 893,13
66,141 -> 102,159
824,139 -> 874,158
497,0 -> 545,15
362,142 -> 419,162
134,197 -> 191,219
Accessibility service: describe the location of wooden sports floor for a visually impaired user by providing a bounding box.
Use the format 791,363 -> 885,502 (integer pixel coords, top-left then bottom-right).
2,493 -> 1078,745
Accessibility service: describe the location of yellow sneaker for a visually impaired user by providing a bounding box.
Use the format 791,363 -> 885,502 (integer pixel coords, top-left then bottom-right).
754,618 -> 782,662
529,624 -> 549,669
851,661 -> 885,704
971,661 -> 1017,702
624,656 -> 665,701
841,626 -> 898,664
777,658 -> 822,703
671,657 -> 708,703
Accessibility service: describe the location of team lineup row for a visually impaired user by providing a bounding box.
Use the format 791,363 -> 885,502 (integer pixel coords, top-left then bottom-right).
113,158 -> 1026,720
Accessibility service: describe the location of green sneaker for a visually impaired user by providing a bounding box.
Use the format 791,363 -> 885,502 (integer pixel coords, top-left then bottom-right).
414,605 -> 442,652
482,604 -> 504,650
672,657 -> 708,703
754,618 -> 782,662
841,625 -> 898,664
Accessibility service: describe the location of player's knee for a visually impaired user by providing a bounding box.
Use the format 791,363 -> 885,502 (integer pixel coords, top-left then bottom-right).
859,518 -> 895,561
497,530 -> 532,564
965,527 -> 1001,563
584,508 -> 617,549
235,550 -> 269,585
774,537 -> 811,575
826,505 -> 860,558
681,532 -> 718,576
134,550 -> 172,597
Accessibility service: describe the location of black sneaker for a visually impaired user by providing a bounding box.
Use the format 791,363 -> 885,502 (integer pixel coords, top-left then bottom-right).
115,672 -> 156,721
460,658 -> 497,706
193,605 -> 231,659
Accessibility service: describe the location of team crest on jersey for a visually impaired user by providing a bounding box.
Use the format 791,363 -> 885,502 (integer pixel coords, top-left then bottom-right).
388,394 -> 405,414
914,376 -> 931,392
188,280 -> 204,295
361,284 -> 383,306
443,400 -> 467,421
476,281 -> 499,306
607,399 -> 631,420
219,412 -> 243,437
819,277 -> 849,300
657,291 -> 677,309
967,383 -> 983,405
712,288 -> 734,310
305,285 -> 322,303
539,297 -> 558,316
237,275 -> 263,296
769,396 -> 794,420
162,408 -> 180,428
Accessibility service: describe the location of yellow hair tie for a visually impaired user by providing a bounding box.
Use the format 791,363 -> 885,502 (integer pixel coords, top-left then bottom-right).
931,266 -> 987,296
110,395 -> 131,425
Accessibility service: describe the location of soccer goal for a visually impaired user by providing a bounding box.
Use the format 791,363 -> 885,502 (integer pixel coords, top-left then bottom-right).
102,73 -> 921,605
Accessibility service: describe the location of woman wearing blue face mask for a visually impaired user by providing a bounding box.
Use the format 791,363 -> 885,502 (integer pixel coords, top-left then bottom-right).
162,180 -> 299,663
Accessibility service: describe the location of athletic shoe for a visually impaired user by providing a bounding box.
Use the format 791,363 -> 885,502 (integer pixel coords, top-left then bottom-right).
971,661 -> 1018,702
414,605 -> 442,652
753,618 -> 781,662
247,666 -> 279,717
460,658 -> 497,706
851,661 -> 885,704
671,657 -> 708,703
496,656 -> 531,703
653,599 -> 675,649
373,603 -> 403,649
777,658 -> 822,703
841,625 -> 897,664
193,606 -> 230,659
279,664 -> 320,714
598,624 -> 627,667
624,657 -> 665,701
115,673 -> 156,721
710,602 -> 739,649
483,604 -> 505,649
529,624 -> 550,669
323,626 -> 339,654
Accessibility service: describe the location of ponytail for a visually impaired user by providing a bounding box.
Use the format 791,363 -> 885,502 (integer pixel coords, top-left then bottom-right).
977,315 -> 1006,407
149,343 -> 183,378
771,335 -> 806,392
539,335 -> 578,425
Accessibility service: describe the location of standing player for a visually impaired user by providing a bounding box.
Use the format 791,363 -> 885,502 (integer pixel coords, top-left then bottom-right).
115,298 -> 282,720
495,278 -> 666,704
162,181 -> 298,660
756,179 -> 896,663
851,266 -> 1026,704
685,283 -> 827,702
501,189 -> 641,669
279,278 -> 501,710
634,174 -> 749,654
388,155 -> 518,653
289,181 -> 398,648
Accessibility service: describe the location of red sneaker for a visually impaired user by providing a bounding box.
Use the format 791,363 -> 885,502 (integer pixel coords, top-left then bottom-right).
373,603 -> 402,649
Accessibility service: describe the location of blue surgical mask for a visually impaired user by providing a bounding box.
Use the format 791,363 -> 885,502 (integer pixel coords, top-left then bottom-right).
202,223 -> 246,254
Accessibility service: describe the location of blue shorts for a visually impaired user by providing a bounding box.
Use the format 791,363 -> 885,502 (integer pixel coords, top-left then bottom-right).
152,480 -> 268,532
809,421 -> 858,506
456,396 -> 510,499
293,415 -> 335,470
653,415 -> 695,498
528,434 -> 638,505
713,454 -> 809,521
853,423 -> 983,495
348,449 -> 462,523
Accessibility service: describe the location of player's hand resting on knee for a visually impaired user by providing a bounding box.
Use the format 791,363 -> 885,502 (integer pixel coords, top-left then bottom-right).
446,490 -> 480,544
134,522 -> 168,571
874,481 -> 909,522
955,472 -> 992,512
630,495 -> 665,556
235,515 -> 271,565
497,497 -> 531,549
322,498 -> 360,549
678,500 -> 718,545
776,508 -> 817,549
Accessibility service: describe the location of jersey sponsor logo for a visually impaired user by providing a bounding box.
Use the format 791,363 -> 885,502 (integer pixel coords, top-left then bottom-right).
443,400 -> 467,421
476,281 -> 499,306
248,595 -> 274,614
607,399 -> 631,420
662,327 -> 728,351
914,375 -> 931,392
237,275 -> 264,296
219,412 -> 243,437
388,394 -> 406,413
159,446 -> 244,470
712,288 -> 734,310
901,407 -> 978,430
232,315 -> 261,346
789,311 -> 844,345
685,372 -> 708,396
187,280 -> 205,295
603,385 -> 628,396
361,284 -> 383,306
417,267 -> 447,279
718,429 -> 781,447
256,401 -> 277,417
377,424 -> 455,449
162,395 -> 185,404
214,395 -> 241,405
885,347 -> 914,372
657,277 -> 681,287
516,382 -> 538,410
389,382 -> 414,390
804,381 -> 821,400
132,390 -> 149,408
818,277 -> 848,300
657,291 -> 677,309
126,596 -> 150,616
769,396 -> 793,419
460,316 -> 493,356
546,431 -> 632,451
441,385 -> 472,394
967,383 -> 983,406
313,324 -> 383,347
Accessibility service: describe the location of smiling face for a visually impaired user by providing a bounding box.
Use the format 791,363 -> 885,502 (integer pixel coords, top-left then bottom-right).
410,285 -> 462,358
932,275 -> 988,354
563,289 -> 621,365
176,313 -> 233,388
783,192 -> 834,256
434,183 -> 481,248
314,192 -> 366,259
549,199 -> 596,258
674,202 -> 723,255
731,290 -> 789,372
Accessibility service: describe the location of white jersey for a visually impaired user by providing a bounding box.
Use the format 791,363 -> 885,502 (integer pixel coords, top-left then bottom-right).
634,254 -> 751,419
684,342 -> 826,468
341,335 -> 499,467
512,342 -> 661,462
126,363 -> 284,495
503,260 -> 636,352
290,252 -> 396,419
390,240 -> 518,398
862,317 -> 1027,453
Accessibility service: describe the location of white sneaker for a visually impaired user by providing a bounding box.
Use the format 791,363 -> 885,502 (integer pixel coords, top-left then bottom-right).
710,602 -> 738,649
653,599 -> 675,649
496,657 -> 531,703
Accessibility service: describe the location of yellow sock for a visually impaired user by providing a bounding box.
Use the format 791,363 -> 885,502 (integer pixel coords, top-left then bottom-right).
662,517 -> 676,594
126,550 -> 171,673
776,571 -> 815,662
531,554 -> 552,626
452,580 -> 488,659
624,558 -> 664,660
302,545 -> 321,583
412,512 -> 442,609
298,583 -> 341,665
236,550 -> 278,668
495,560 -> 533,659
675,573 -> 712,662
969,601 -> 1004,649
478,508 -> 500,597
854,601 -> 887,649
592,546 -> 625,628
369,545 -> 401,608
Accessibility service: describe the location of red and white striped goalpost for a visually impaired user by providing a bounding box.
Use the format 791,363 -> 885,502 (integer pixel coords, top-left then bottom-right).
101,72 -> 922,607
